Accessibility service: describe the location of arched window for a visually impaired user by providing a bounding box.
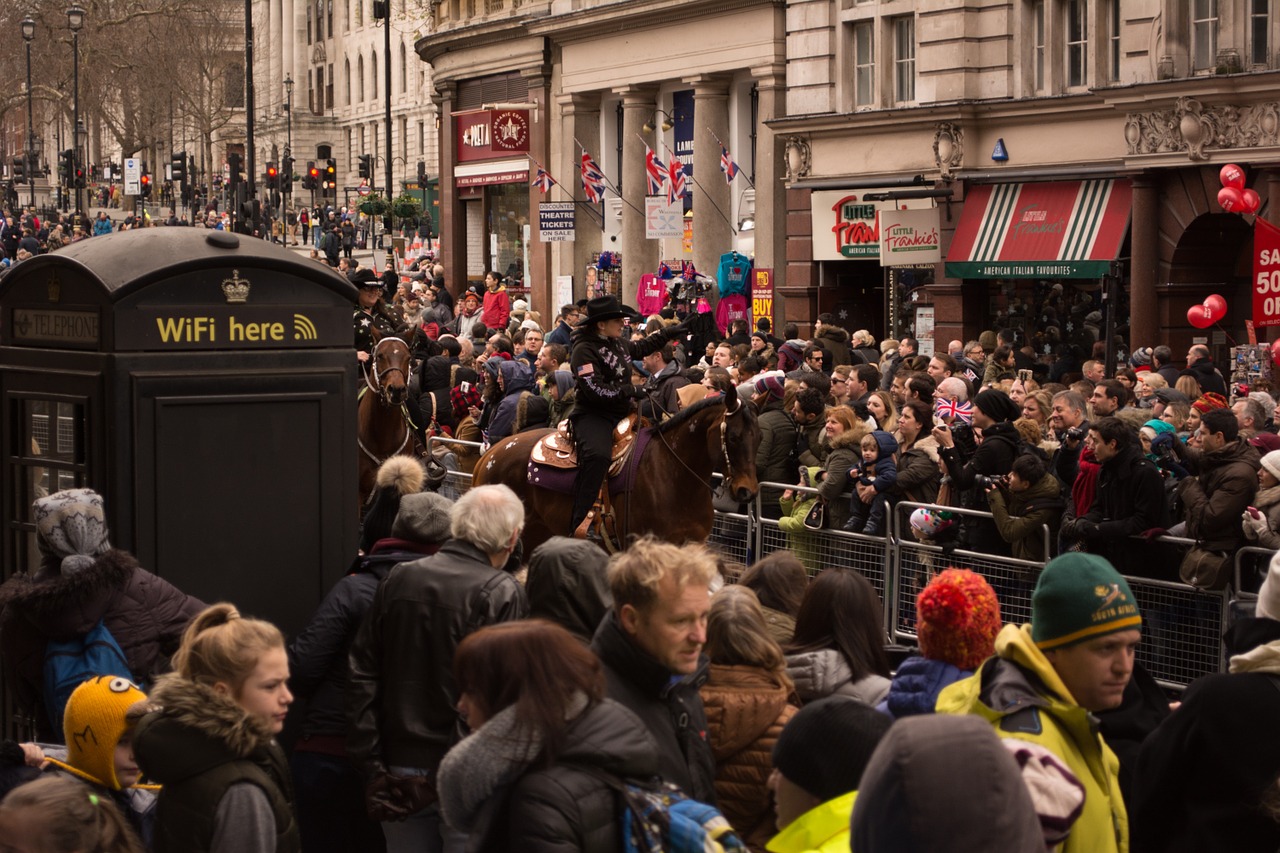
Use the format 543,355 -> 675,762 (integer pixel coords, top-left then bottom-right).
344,58 -> 351,105
399,43 -> 407,95
357,55 -> 364,102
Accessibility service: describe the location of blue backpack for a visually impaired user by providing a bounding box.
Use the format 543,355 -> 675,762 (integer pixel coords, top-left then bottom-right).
43,619 -> 135,736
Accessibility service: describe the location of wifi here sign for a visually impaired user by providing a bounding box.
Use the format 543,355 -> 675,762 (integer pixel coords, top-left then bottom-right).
116,307 -> 348,350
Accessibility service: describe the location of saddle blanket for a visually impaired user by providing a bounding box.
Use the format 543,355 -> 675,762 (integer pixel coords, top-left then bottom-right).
528,428 -> 653,497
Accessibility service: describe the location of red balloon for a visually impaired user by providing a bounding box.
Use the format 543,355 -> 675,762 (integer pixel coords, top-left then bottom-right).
1272,339 -> 1280,363
1243,188 -> 1262,214
1219,186 -> 1246,212
1188,304 -> 1215,329
1221,164 -> 1246,190
1204,294 -> 1227,316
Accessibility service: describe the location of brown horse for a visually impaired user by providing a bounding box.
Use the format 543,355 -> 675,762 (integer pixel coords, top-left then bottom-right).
357,331 -> 419,506
472,393 -> 761,554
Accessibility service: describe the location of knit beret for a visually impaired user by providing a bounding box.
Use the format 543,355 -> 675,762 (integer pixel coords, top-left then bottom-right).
974,389 -> 1020,423
33,488 -> 112,575
773,695 -> 892,801
754,375 -> 785,401
1192,392 -> 1229,414
917,569 -> 1001,672
1032,553 -> 1141,651
1261,449 -> 1280,484
392,492 -> 454,543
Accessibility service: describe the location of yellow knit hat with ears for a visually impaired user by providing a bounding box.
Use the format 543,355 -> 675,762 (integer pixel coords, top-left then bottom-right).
62,676 -> 147,790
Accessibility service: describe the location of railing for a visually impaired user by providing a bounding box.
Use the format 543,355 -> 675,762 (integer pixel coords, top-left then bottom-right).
413,450 -> 1253,690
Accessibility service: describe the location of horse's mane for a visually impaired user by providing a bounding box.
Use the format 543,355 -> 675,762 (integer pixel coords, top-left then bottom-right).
656,393 -> 730,435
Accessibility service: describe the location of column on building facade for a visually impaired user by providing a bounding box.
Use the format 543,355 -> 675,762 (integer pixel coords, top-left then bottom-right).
688,76 -> 732,289
436,82 -> 466,300
525,70 -> 553,316
618,87 -> 658,308
1130,172 -> 1158,351
560,92 -> 601,301
752,65 -> 786,319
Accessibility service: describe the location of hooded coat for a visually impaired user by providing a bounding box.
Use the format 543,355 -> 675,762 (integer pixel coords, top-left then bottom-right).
488,359 -> 536,442
814,327 -> 851,367
0,550 -> 205,740
891,433 -> 941,505
987,471 -> 1066,562
817,427 -> 867,530
936,624 -> 1129,853
1176,437 -> 1260,553
525,536 -> 612,641
700,664 -> 797,851
132,674 -> 300,853
756,395 -> 797,490
1130,618 -> 1280,853
784,648 -> 890,708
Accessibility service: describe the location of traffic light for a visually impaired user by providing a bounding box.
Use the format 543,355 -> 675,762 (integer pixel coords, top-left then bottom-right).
417,160 -> 426,186
171,152 -> 186,185
303,161 -> 319,190
281,155 -> 294,189
227,152 -> 243,186
139,173 -> 152,199
325,158 -> 336,192
11,156 -> 25,182
358,154 -> 372,179
265,163 -> 279,190
74,156 -> 86,189
59,149 -> 74,185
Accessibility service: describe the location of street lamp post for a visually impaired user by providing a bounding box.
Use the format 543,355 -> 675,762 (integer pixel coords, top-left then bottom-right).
284,74 -> 293,246
67,4 -> 85,228
21,17 -> 36,211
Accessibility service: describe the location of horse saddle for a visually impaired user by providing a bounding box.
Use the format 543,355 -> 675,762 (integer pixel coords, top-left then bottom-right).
530,413 -> 640,478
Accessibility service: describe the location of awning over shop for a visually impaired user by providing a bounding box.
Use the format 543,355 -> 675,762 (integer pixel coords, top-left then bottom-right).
945,179 -> 1132,279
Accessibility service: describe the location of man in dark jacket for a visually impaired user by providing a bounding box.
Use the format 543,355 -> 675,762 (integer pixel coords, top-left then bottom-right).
933,389 -> 1022,556
813,313 -> 852,368
639,342 -> 689,423
1169,408 -> 1260,586
590,537 -> 718,804
753,376 -> 796,519
1153,345 -> 1182,387
1183,345 -> 1228,397
1063,417 -> 1171,577
347,484 -> 529,852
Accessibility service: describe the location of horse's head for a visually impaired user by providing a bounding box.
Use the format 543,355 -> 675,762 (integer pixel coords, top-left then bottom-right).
369,331 -> 412,406
714,393 -> 761,504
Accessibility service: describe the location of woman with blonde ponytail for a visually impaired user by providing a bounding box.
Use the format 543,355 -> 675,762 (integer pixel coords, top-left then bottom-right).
0,774 -> 144,853
131,603 -> 300,852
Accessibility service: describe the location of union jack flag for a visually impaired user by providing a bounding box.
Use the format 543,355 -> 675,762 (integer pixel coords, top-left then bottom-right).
645,145 -> 666,196
667,154 -> 687,206
531,167 -> 556,194
580,151 -> 606,203
934,398 -> 974,425
720,146 -> 740,184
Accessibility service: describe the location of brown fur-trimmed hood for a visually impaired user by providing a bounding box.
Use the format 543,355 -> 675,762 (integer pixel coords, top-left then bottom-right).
826,425 -> 870,453
0,549 -> 137,636
131,673 -> 276,785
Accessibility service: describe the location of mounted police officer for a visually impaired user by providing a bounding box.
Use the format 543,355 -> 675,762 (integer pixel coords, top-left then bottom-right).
569,295 -> 685,539
353,268 -> 407,368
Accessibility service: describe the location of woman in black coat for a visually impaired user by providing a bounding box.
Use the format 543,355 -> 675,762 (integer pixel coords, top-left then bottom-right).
436,620 -> 659,852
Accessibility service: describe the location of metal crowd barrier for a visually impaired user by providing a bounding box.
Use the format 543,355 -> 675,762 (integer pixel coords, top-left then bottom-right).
421,443 -> 1247,689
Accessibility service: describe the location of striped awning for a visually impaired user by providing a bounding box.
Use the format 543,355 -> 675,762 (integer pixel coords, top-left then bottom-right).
945,179 -> 1132,279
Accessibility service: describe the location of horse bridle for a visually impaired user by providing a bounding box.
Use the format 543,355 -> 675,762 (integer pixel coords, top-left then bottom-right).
654,392 -> 746,496
365,336 -> 413,403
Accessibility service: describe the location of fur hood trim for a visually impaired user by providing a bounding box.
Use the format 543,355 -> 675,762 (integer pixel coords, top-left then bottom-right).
901,433 -> 940,463
131,672 -> 275,759
0,548 -> 136,616
828,427 -> 863,452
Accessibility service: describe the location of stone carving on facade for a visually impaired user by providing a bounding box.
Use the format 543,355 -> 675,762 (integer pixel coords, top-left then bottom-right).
783,136 -> 810,183
312,44 -> 326,64
1124,96 -> 1280,161
932,122 -> 963,180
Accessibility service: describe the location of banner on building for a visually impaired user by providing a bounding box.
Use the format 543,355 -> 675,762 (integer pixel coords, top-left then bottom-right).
810,190 -> 935,261
879,208 -> 942,266
455,109 -> 530,163
1254,217 -> 1280,328
538,202 -> 575,242
751,268 -> 774,326
645,196 -> 682,238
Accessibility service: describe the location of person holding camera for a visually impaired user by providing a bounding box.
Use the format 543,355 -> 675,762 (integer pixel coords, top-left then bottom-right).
986,453 -> 1065,563
933,389 -> 1023,556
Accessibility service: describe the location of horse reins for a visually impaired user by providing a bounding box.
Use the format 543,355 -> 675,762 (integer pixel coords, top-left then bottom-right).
359,336 -> 414,465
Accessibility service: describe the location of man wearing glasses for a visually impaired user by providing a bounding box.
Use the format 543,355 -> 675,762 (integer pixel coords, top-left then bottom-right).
545,303 -> 580,346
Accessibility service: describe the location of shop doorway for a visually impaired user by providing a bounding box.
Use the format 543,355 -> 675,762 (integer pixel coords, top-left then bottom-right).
825,260 -> 884,342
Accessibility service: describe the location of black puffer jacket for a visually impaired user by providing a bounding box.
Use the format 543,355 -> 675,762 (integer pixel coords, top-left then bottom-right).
938,420 -> 1020,555
481,699 -> 660,853
526,537 -> 612,642
0,550 -> 204,740
287,540 -> 439,738
591,610 -> 717,804
347,539 -> 529,773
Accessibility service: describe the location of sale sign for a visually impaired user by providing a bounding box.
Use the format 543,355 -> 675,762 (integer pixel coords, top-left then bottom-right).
1254,218 -> 1280,328
751,269 -> 774,327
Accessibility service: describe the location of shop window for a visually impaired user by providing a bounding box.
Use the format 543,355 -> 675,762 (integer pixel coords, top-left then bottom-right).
489,182 -> 530,288
985,278 -> 1130,367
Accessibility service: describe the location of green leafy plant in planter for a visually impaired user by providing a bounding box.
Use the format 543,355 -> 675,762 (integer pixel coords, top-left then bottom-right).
358,193 -> 390,217
392,193 -> 422,222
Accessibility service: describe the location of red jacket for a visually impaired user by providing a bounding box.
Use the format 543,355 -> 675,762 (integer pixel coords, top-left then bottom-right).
482,286 -> 511,332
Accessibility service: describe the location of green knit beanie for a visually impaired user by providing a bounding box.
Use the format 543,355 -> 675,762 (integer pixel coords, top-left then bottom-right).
1031,553 -> 1141,650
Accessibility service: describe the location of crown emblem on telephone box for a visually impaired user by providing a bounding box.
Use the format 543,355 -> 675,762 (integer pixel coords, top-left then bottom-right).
222,270 -> 250,303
